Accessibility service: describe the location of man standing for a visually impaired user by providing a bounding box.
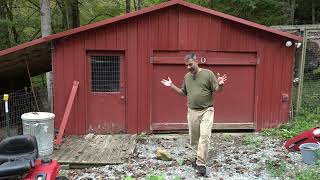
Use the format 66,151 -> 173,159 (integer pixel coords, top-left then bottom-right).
161,53 -> 227,176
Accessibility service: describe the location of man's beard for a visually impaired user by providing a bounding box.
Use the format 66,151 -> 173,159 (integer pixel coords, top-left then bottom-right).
188,68 -> 195,73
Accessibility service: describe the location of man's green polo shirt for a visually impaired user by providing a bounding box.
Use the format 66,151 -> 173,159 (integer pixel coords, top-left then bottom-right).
181,69 -> 220,109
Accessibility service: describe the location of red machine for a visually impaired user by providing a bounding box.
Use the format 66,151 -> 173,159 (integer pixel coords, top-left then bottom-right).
23,159 -> 61,180
285,127 -> 320,152
0,135 -> 67,180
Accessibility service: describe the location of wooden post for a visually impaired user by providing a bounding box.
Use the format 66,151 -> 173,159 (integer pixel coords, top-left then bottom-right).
3,94 -> 10,136
55,81 -> 79,145
296,30 -> 308,113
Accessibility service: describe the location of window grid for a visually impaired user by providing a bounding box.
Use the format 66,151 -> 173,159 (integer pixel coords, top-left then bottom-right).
90,55 -> 120,92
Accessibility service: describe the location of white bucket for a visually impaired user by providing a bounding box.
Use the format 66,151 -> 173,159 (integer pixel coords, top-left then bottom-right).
21,112 -> 55,157
299,143 -> 320,165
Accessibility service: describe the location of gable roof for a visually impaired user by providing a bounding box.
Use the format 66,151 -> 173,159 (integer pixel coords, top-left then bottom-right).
0,0 -> 302,58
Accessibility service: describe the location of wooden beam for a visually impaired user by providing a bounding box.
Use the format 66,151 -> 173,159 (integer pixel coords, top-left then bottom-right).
55,81 -> 79,145
151,123 -> 255,131
296,31 -> 308,113
272,24 -> 320,31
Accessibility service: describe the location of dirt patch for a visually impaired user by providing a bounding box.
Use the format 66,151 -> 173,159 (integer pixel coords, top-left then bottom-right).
62,133 -> 312,180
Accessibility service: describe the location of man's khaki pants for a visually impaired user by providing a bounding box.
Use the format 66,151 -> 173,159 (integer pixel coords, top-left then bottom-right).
187,107 -> 214,166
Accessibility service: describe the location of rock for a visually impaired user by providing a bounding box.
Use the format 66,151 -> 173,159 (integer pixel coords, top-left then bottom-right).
156,148 -> 172,161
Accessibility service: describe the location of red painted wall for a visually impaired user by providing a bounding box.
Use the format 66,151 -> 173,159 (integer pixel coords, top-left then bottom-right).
53,5 -> 294,134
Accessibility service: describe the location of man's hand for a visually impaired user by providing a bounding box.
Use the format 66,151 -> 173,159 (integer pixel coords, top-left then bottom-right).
217,73 -> 227,85
161,77 -> 173,87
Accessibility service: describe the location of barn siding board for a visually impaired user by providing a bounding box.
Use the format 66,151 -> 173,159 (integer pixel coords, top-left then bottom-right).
255,34 -> 268,130
53,41 -> 63,130
137,16 -> 149,132
271,41 -> 282,127
208,16 -> 221,50
127,19 -> 138,133
220,20 -> 256,51
74,35 -> 86,134
178,6 -> 188,50
168,6 -> 179,50
85,31 -> 96,50
262,37 -> 274,129
158,8 -> 170,50
187,9 -> 199,50
198,13 -> 209,50
116,21 -> 127,49
281,47 -> 294,123
64,38 -> 76,134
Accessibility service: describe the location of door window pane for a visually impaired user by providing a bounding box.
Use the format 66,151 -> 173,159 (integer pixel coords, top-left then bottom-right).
90,55 -> 120,92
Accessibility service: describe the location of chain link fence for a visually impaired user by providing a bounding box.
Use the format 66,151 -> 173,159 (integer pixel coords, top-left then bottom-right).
299,30 -> 320,113
291,29 -> 320,115
0,74 -> 48,140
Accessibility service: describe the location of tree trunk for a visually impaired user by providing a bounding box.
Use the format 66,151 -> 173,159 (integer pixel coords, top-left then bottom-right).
126,0 -> 131,13
289,0 -> 296,24
5,1 -> 19,45
209,0 -> 214,9
138,0 -> 143,10
133,0 -> 137,11
0,0 -> 11,50
39,0 -> 53,112
312,0 -> 315,24
56,0 -> 68,29
40,0 -> 52,37
66,0 -> 80,28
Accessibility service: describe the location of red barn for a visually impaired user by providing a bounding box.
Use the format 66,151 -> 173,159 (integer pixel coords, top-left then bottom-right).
0,0 -> 302,135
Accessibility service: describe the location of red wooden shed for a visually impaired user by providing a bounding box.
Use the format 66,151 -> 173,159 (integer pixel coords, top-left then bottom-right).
0,0 -> 302,135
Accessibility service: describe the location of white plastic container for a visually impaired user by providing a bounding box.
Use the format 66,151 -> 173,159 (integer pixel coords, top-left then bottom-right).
21,112 -> 55,156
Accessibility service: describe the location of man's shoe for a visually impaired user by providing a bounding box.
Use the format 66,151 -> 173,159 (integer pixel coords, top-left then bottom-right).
191,158 -> 197,168
197,165 -> 206,176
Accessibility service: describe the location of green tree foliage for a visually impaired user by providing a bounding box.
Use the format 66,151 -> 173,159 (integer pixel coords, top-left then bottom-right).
188,0 -> 290,26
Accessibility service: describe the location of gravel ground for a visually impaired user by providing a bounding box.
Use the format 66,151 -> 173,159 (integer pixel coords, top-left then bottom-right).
61,133 -> 315,180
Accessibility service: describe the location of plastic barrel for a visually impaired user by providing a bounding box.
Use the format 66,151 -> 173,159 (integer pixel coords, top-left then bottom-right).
299,143 -> 320,165
21,112 -> 55,156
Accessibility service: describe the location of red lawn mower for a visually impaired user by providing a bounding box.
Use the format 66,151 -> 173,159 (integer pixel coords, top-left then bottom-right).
0,135 -> 67,180
285,127 -> 320,152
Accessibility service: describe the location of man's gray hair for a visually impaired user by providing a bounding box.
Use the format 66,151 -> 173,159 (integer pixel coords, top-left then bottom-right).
184,53 -> 197,61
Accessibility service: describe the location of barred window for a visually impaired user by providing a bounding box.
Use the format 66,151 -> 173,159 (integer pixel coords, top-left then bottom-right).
90,55 -> 120,92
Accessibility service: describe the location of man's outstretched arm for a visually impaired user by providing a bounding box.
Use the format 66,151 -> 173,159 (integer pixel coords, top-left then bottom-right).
161,77 -> 186,96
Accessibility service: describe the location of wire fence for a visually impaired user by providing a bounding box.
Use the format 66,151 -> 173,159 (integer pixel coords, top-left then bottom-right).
0,75 -> 48,140
291,29 -> 320,115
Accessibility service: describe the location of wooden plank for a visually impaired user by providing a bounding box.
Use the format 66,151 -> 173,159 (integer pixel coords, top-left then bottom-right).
51,134 -> 136,166
152,123 -> 255,130
110,135 -> 128,164
51,136 -> 75,160
104,135 -> 122,164
77,135 -> 101,164
89,135 -> 109,163
152,52 -> 257,65
55,81 -> 79,145
119,134 -> 137,162
89,135 -> 111,163
272,24 -> 320,31
296,31 -> 308,113
56,137 -> 81,163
